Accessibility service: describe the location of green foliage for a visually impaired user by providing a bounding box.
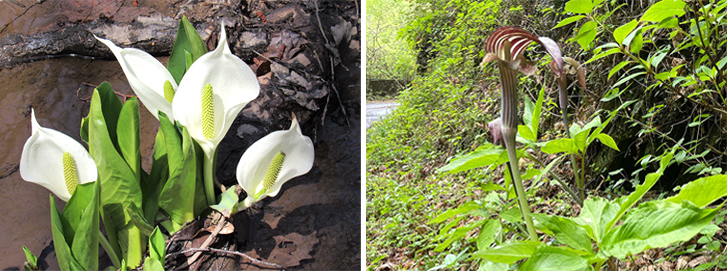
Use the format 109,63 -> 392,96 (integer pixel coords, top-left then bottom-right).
142,227 -> 166,271
50,182 -> 100,271
22,246 -> 38,271
366,0 -> 415,81
168,16 -> 208,84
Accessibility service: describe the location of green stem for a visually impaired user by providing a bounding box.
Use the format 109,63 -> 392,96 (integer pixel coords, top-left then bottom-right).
98,229 -> 121,269
499,58 -> 538,241
203,151 -> 216,206
558,76 -> 585,200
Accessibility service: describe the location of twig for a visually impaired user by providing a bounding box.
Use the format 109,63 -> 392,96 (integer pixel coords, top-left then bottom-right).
170,247 -> 285,270
176,215 -> 227,270
314,0 -> 350,126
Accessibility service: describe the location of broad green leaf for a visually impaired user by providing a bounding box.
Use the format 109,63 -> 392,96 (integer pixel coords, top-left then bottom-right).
87,85 -> 143,265
575,197 -> 619,242
471,241 -> 542,263
574,129 -> 589,153
574,21 -> 598,49
532,214 -> 593,253
666,175 -> 727,208
519,246 -> 588,271
430,201 -> 480,224
68,182 -> 100,271
595,134 -> 620,151
541,138 -> 577,154
501,206 -> 523,224
554,15 -> 586,29
50,196 -> 84,271
158,111 -> 197,233
477,261 -> 509,271
168,16 -> 208,84
143,130 -> 169,223
613,19 -> 638,45
126,204 -> 154,238
117,97 -> 141,182
601,201 -> 719,259
565,0 -> 594,14
437,144 -> 507,173
80,116 -> 89,143
640,0 -> 687,22
605,152 -> 672,231
476,220 -> 501,251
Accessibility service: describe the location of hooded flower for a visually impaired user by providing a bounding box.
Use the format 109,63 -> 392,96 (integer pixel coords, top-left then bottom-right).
171,22 -> 260,161
20,109 -> 97,201
96,36 -> 179,121
236,117 -> 314,209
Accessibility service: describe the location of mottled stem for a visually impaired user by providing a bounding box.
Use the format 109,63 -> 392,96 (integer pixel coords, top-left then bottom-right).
557,76 -> 584,200
498,58 -> 538,241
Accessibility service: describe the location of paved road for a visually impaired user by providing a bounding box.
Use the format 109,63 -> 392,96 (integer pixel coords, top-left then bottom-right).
366,101 -> 399,128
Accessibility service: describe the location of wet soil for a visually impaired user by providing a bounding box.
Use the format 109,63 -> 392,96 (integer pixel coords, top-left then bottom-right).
0,0 -> 360,270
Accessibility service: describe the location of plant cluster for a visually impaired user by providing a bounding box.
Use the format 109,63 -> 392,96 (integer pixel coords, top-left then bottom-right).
18,17 -> 314,270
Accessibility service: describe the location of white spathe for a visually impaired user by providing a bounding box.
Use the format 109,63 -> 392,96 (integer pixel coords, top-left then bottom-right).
96,36 -> 178,121
20,109 -> 97,201
172,22 -> 260,160
236,117 -> 314,209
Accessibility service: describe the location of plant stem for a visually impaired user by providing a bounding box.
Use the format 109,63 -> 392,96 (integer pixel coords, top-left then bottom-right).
558,76 -> 585,200
499,58 -> 538,241
98,229 -> 121,269
203,152 -> 216,206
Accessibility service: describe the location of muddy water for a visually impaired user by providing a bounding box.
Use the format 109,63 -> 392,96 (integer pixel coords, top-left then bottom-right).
0,57 -> 161,269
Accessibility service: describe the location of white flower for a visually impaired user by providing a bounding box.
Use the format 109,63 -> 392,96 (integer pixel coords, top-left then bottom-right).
96,36 -> 178,121
171,22 -> 260,161
236,117 -> 314,210
20,109 -> 97,201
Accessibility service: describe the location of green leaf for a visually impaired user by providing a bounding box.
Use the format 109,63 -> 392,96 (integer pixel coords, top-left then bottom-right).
476,220 -> 501,251
640,0 -> 687,22
158,111 -> 197,233
471,241 -> 542,264
50,196 -> 84,271
630,30 -> 643,53
608,61 -> 632,80
168,16 -> 208,84
531,214 -> 593,253
605,152 -> 672,231
87,84 -> 143,265
565,0 -> 594,14
22,246 -> 38,270
143,227 -> 166,271
666,175 -> 727,208
434,219 -> 486,252
541,138 -> 578,154
519,246 -> 588,271
575,197 -> 619,242
586,47 -> 621,65
430,201 -> 481,224
574,128 -> 589,153
613,19 -> 638,45
80,116 -> 89,143
518,125 -> 537,142
601,201 -> 719,259
126,204 -> 154,238
117,97 -> 141,182
436,144 -> 507,173
595,134 -> 620,151
574,21 -> 598,49
210,185 -> 240,218
532,87 -> 544,138
67,182 -> 100,271
554,15 -> 586,29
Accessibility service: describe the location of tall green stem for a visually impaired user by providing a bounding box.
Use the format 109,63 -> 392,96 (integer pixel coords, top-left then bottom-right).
98,229 -> 121,269
203,152 -> 216,206
498,58 -> 538,241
